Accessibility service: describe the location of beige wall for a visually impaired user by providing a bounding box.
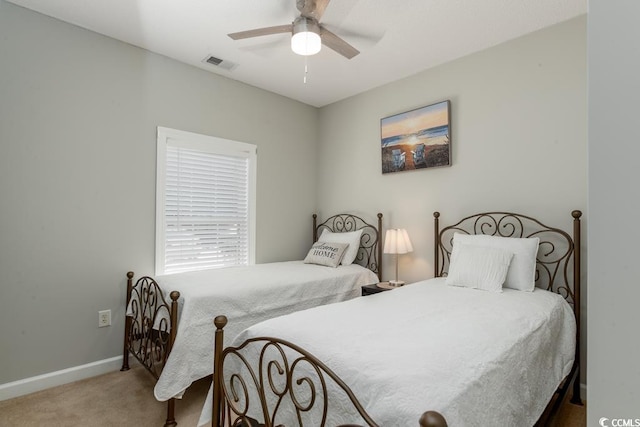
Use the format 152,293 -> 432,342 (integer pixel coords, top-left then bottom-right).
0,1 -> 318,384
587,0 -> 640,421
317,16 -> 587,379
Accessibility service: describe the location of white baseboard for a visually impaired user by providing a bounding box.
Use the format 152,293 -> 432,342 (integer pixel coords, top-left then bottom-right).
0,356 -> 123,401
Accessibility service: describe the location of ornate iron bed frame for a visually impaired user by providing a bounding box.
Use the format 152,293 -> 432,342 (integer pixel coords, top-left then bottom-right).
434,210 -> 584,421
120,212 -> 383,427
211,315 -> 447,427
209,210 -> 583,427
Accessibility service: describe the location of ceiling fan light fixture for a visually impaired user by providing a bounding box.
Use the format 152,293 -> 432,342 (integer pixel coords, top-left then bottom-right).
291,17 -> 321,56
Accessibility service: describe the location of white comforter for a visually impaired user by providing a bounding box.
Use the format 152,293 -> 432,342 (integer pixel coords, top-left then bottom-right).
199,277 -> 576,426
150,261 -> 378,401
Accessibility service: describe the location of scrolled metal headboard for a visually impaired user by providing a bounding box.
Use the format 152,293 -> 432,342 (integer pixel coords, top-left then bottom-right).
313,213 -> 383,280
433,211 -> 581,306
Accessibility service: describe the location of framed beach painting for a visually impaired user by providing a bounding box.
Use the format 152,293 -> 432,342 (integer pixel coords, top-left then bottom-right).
381,100 -> 451,174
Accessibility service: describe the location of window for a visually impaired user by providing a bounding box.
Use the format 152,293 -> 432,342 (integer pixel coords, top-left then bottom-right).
156,127 -> 256,275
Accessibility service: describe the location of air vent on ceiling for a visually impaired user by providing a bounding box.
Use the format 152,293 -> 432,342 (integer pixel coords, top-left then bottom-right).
202,55 -> 237,71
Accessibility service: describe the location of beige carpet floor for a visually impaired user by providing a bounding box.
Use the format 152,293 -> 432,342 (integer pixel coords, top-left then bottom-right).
0,362 -> 585,426
0,362 -> 210,427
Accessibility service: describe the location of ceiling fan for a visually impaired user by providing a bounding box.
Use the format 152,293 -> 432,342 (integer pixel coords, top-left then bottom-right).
228,0 -> 360,59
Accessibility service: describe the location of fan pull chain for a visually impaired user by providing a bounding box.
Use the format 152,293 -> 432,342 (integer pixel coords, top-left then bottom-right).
304,56 -> 309,84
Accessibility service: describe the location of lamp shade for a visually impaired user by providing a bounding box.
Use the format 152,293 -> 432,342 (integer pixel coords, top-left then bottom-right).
383,228 -> 413,254
291,17 -> 321,56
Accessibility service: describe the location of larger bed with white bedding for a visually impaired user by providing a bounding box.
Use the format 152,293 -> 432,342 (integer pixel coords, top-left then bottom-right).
121,212 -> 382,426
203,278 -> 575,426
205,210 -> 583,426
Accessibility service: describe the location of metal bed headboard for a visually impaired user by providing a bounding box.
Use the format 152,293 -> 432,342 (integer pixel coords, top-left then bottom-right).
313,213 -> 383,281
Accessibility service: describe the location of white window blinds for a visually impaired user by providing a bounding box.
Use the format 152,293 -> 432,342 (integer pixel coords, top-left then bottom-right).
156,127 -> 256,275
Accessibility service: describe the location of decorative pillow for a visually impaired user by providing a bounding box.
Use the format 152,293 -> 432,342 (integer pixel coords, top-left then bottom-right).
452,233 -> 540,292
317,229 -> 363,265
303,242 -> 349,268
446,244 -> 514,292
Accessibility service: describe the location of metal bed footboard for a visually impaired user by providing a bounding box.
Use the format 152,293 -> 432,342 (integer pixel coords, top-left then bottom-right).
121,271 -> 180,427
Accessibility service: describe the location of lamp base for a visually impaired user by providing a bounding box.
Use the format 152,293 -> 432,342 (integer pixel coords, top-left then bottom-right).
388,280 -> 405,287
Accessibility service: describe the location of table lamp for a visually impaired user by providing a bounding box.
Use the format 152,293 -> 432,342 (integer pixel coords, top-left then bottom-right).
383,228 -> 413,287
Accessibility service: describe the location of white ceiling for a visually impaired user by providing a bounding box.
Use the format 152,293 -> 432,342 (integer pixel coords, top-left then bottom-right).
7,0 -> 586,107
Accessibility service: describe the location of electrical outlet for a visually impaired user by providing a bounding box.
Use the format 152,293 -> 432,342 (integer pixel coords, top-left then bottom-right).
98,309 -> 111,328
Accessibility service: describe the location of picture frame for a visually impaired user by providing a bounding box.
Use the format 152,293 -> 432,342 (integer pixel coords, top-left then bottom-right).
380,100 -> 451,174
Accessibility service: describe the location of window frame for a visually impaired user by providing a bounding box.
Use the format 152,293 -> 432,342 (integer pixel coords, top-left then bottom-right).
155,126 -> 257,275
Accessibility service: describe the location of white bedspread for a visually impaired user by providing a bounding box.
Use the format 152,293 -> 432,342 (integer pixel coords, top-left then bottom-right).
151,261 -> 378,401
198,277 -> 576,426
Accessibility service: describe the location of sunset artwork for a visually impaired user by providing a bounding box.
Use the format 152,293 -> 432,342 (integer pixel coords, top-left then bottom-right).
380,100 -> 451,174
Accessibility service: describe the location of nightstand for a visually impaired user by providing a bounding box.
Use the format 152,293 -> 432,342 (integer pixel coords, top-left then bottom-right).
361,282 -> 394,296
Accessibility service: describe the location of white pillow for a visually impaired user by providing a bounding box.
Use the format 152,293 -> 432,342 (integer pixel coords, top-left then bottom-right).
317,229 -> 363,265
452,233 -> 540,292
446,244 -> 513,292
303,242 -> 349,268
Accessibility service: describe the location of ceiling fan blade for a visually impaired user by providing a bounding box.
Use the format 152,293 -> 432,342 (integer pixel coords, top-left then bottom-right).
312,0 -> 331,21
238,39 -> 290,58
228,24 -> 292,40
320,27 -> 359,59
297,0 -> 331,21
321,24 -> 385,49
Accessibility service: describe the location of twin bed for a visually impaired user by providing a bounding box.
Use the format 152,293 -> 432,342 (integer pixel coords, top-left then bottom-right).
121,213 -> 383,426
204,210 -> 583,426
